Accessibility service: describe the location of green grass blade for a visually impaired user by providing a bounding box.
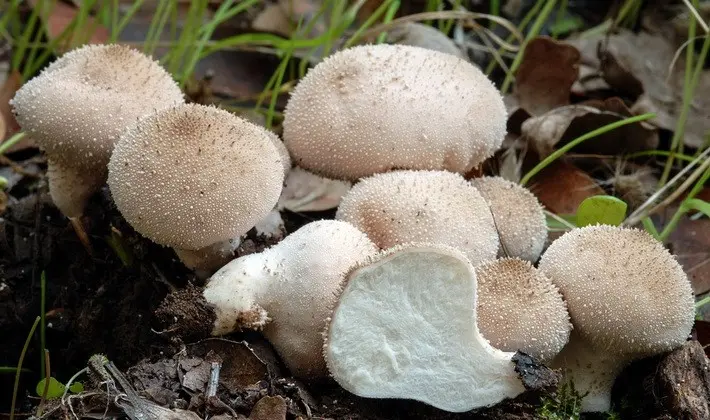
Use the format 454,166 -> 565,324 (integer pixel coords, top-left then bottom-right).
10,316 -> 41,420
520,113 -> 656,186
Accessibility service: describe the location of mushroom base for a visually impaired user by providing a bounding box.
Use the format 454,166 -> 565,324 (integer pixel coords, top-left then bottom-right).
48,159 -> 106,218
551,331 -> 628,413
174,239 -> 241,276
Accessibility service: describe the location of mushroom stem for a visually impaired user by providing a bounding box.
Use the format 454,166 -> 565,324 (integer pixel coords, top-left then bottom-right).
551,331 -> 627,412
47,160 -> 104,219
174,239 -> 241,276
203,253 -> 273,335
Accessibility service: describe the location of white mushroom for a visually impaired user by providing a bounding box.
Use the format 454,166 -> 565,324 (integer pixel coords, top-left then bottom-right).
10,44 -> 184,218
204,220 -> 377,378
538,225 -> 695,412
324,244 -> 525,412
336,170 -> 499,266
283,44 -> 507,180
475,258 -> 571,363
470,176 -> 547,261
108,103 -> 285,273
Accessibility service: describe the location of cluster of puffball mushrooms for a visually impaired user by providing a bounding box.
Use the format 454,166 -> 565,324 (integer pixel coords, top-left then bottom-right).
10,43 -> 695,414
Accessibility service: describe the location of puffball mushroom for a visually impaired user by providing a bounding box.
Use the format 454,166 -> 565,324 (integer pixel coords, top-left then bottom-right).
108,103 -> 285,273
470,176 -> 547,262
204,220 -> 378,378
10,44 -> 183,218
324,244 -> 525,412
336,170 -> 499,266
282,44 -> 507,180
538,225 -> 695,412
475,258 -> 571,363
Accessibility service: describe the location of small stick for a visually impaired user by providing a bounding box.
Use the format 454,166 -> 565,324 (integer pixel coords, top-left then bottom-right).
69,217 -> 93,256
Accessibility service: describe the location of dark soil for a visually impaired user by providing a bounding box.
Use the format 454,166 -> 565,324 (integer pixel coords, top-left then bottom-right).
0,161 -> 707,420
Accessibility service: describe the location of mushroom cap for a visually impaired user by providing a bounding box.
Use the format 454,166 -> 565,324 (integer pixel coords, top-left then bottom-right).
336,170 -> 499,266
324,243 -> 524,412
475,258 -> 571,362
204,219 -> 378,378
282,44 -> 507,180
470,176 -> 547,261
10,44 -> 183,170
538,225 -> 694,357
108,103 -> 285,250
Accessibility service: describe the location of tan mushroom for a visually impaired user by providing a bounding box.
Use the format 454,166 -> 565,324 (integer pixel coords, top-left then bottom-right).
475,258 -> 571,363
470,176 -> 547,261
107,103 -> 285,273
283,44 -> 507,180
538,225 -> 695,412
10,44 -> 184,218
336,170 -> 499,266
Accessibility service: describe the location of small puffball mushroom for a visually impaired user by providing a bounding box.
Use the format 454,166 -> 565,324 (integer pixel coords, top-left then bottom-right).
108,103 -> 285,273
203,220 -> 378,378
470,176 -> 547,262
336,170 -> 499,266
267,131 -> 292,178
538,225 -> 695,412
10,44 -> 184,218
283,44 -> 507,180
324,244 -> 525,412
475,258 -> 571,363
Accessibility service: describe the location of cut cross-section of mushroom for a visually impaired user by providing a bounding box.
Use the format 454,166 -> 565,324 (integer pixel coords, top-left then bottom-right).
324,244 -> 525,412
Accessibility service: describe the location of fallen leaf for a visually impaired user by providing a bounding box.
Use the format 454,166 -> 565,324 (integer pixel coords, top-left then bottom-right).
249,395 -> 287,420
576,195 -> 628,227
277,167 -> 351,212
0,71 -> 26,147
522,97 -> 658,158
568,29 -> 710,148
515,36 -> 580,115
529,161 -> 604,215
386,22 -> 466,60
187,338 -> 270,394
667,216 -> 710,295
27,0 -> 108,49
252,4 -> 291,36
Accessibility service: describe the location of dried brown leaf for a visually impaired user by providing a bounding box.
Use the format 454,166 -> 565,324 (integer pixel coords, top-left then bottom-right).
515,36 -> 580,115
277,167 -> 351,212
528,161 -> 604,215
28,0 -> 108,48
249,396 -> 287,420
523,98 -> 658,158
668,216 -> 710,295
568,29 -> 710,148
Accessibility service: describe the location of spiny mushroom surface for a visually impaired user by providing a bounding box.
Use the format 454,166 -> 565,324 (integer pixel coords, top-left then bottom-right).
470,176 -> 547,262
336,170 -> 499,266
324,244 -> 525,412
108,103 -> 285,272
204,220 -> 377,378
10,44 -> 184,217
538,225 -> 695,412
282,44 -> 507,180
475,258 -> 571,363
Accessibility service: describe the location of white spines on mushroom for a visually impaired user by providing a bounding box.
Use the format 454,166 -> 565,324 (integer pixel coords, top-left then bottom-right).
336,170 -> 499,266
475,258 -> 571,363
10,44 -> 184,218
538,225 -> 695,412
283,44 -> 507,180
108,103 -> 286,273
470,176 -> 547,262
